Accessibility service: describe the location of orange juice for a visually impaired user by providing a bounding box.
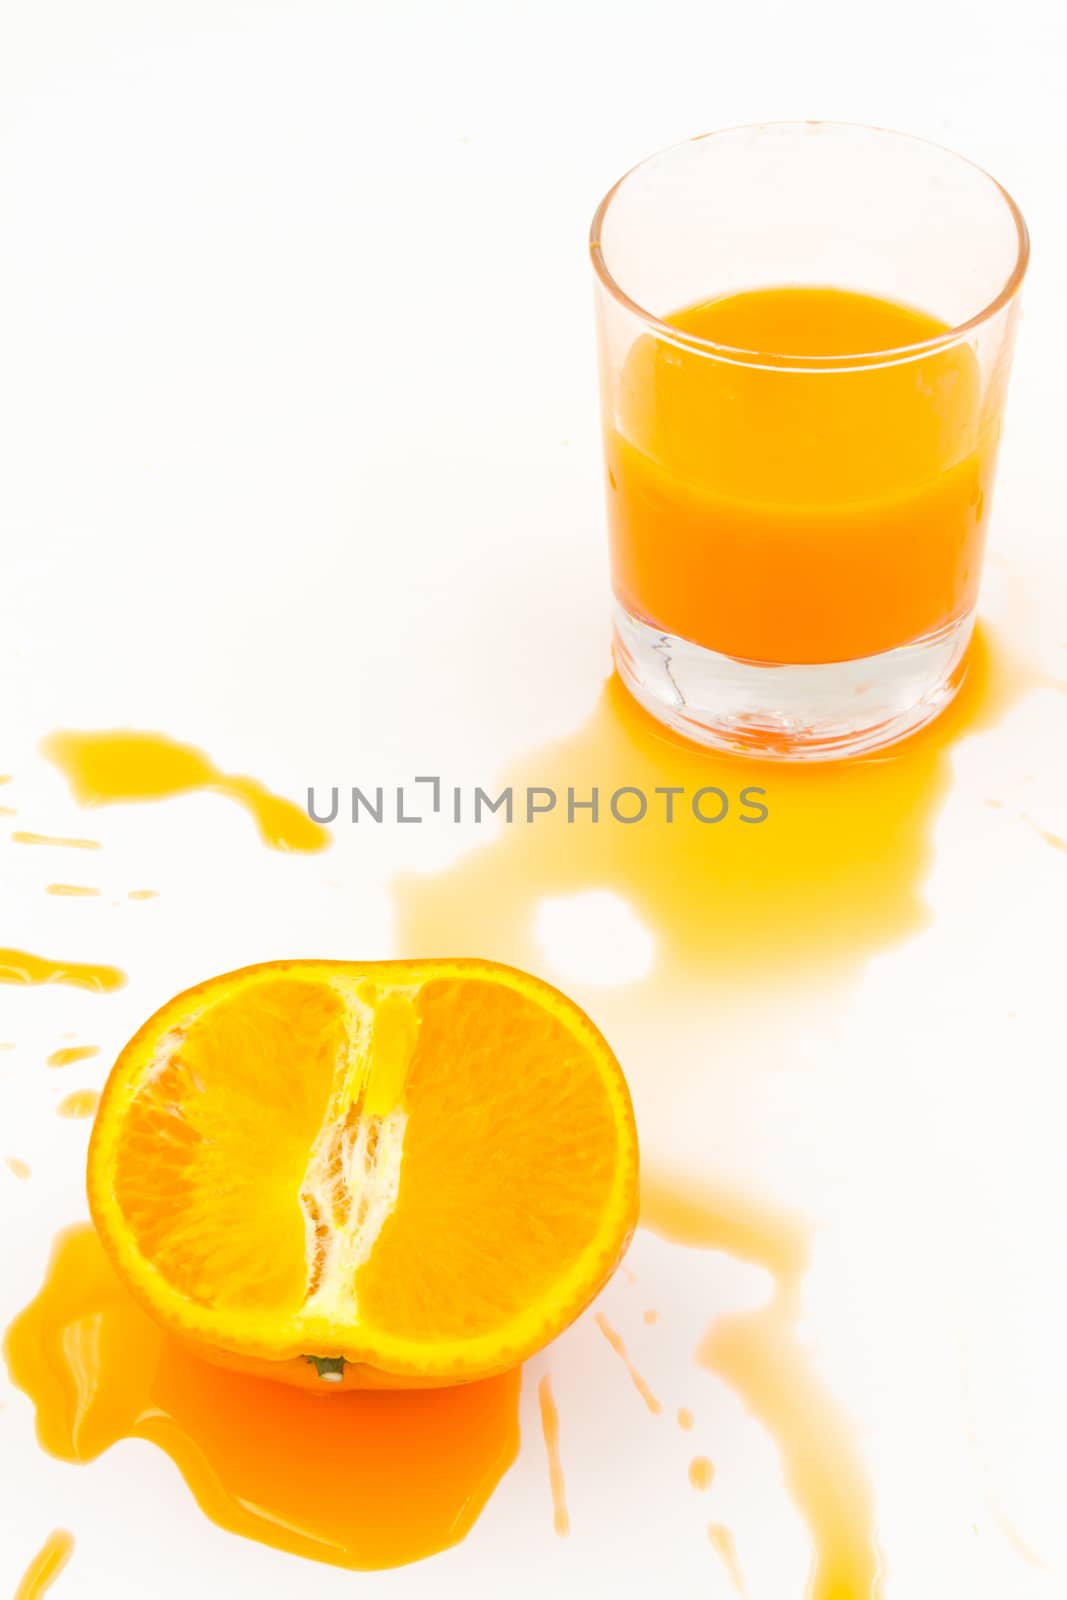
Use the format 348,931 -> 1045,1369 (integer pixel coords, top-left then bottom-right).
5,1225 -> 520,1571
605,287 -> 997,665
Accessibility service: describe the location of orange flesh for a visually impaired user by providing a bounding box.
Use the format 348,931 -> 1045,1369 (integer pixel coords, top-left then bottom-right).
88,960 -> 638,1382
605,286 -> 998,663
4,1225 -> 520,1571
357,979 -> 620,1344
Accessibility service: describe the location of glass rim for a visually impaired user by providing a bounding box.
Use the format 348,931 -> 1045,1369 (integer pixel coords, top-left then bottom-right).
589,120 -> 1030,374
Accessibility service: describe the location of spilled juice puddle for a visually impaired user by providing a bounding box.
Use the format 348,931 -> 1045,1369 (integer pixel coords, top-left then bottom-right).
40,730 -> 328,853
5,1226 -> 521,1571
13,1529 -> 74,1599
394,630 -> 1025,992
391,632 -> 1035,1595
0,950 -> 125,992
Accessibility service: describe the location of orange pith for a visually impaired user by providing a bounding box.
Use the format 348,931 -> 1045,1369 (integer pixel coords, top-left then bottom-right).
87,958 -> 639,1388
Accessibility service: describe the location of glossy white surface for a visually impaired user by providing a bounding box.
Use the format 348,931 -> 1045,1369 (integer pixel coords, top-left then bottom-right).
2,2 -> 1066,1595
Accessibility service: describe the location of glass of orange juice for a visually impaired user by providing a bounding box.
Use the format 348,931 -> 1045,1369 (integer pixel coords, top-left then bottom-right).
591,123 -> 1028,759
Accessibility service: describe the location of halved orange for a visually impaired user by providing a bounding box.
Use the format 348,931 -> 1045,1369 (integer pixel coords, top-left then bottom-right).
88,958 -> 638,1389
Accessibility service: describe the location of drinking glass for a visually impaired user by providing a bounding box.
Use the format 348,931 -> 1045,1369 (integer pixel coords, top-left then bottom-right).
590,122 -> 1028,759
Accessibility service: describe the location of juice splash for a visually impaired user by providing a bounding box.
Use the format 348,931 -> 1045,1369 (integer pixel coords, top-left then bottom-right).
5,1226 -> 521,1571
642,1175 -> 878,1600
56,1090 -> 99,1120
40,730 -> 328,853
537,1374 -> 570,1536
391,630 -> 1034,1597
594,1313 -> 662,1415
708,1523 -> 749,1597
606,287 -> 999,664
0,950 -> 126,992
13,1530 -> 74,1600
12,833 -> 100,850
47,1047 -> 99,1069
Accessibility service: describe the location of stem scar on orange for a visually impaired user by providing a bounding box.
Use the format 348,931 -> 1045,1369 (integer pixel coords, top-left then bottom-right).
87,958 -> 639,1389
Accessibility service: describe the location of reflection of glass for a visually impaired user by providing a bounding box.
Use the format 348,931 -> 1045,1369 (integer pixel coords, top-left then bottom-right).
591,123 -> 1028,759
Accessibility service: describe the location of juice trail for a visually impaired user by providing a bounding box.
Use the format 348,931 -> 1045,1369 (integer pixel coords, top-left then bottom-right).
594,1313 -> 663,1415
45,885 -> 100,897
5,1226 -> 521,1571
40,730 -> 328,853
13,1530 -> 74,1599
390,631 -> 1036,1595
12,833 -> 100,850
708,1524 -> 749,1598
56,1090 -> 99,1120
538,1374 -> 570,1537
642,1174 -> 877,1600
0,951 -> 125,992
47,1047 -> 99,1069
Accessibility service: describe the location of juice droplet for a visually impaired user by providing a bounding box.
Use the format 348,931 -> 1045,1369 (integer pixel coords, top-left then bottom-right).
708,1524 -> 748,1597
0,950 -> 125,993
537,1374 -> 570,1537
688,1455 -> 715,1491
13,1529 -> 74,1599
12,833 -> 100,850
4,1226 -> 520,1571
643,1308 -> 658,1324
1024,817 -> 1067,854
988,1505 -> 1048,1571
594,1313 -> 663,1415
127,889 -> 159,900
45,885 -> 100,897
0,803 -> 16,816
40,730 -> 329,854
6,1157 -> 31,1180
47,1047 -> 100,1069
56,1090 -> 100,1120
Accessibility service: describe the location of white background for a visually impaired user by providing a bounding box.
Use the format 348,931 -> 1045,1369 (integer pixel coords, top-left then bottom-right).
2,2 -> 1066,1596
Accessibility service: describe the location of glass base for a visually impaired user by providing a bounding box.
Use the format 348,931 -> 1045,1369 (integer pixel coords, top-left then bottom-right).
612,604 -> 974,761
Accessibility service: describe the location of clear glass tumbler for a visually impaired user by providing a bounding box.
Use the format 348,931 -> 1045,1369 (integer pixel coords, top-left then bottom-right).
590,122 -> 1028,759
